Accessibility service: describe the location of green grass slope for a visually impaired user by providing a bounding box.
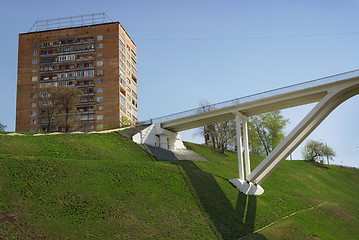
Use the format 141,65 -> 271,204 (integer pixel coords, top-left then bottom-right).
1,132 -> 358,239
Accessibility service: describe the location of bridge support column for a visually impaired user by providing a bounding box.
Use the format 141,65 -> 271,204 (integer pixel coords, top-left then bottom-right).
159,135 -> 168,149
230,112 -> 264,195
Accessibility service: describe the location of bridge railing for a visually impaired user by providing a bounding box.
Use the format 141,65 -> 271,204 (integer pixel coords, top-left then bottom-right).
138,69 -> 359,126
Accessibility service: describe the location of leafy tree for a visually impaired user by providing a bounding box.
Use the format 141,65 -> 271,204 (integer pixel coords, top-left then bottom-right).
0,122 -> 6,131
302,139 -> 336,164
119,116 -> 132,128
249,111 -> 289,156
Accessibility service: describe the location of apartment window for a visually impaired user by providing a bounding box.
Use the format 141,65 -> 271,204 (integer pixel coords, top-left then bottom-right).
31,85 -> 37,89
97,52 -> 103,57
96,115 -> 103,120
120,95 -> 126,105
96,70 -> 103,76
120,60 -> 125,70
127,94 -> 131,100
31,93 -> 37,99
127,61 -> 130,67
120,78 -> 126,86
97,106 -> 103,111
33,51 -> 38,56
32,68 -> 38,73
32,59 -> 38,64
96,124 -> 103,130
131,82 -> 137,91
97,87 -> 103,93
132,107 -> 138,116
97,44 -> 103,49
127,111 -> 131,117
127,78 -> 131,84
32,76 -> 38,82
97,96 -> 103,102
131,49 -> 137,59
132,91 -> 137,99
33,43 -> 38,48
127,103 -> 131,110
97,35 -> 103,41
96,61 -> 103,66
30,128 -> 36,132
30,119 -> 36,124
119,34 -> 125,45
127,86 -> 131,92
97,78 -> 103,83
120,69 -> 125,78
30,110 -> 37,116
31,102 -> 37,107
59,55 -> 75,61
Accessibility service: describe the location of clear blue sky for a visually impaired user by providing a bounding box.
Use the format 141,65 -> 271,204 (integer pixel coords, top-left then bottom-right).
1,0 -> 358,167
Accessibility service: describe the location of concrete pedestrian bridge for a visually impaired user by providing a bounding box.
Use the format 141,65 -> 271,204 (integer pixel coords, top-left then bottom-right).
134,69 -> 359,195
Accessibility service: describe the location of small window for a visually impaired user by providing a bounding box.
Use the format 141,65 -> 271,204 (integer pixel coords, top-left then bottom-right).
97,44 -> 103,49
96,70 -> 103,76
97,52 -> 103,57
31,102 -> 37,107
97,106 -> 103,111
97,87 -> 103,93
32,59 -> 38,64
97,96 -> 103,102
31,85 -> 37,89
97,35 -> 103,41
97,78 -> 103,83
33,43 -> 38,48
96,124 -> 103,130
32,68 -> 38,73
96,115 -> 103,120
30,119 -> 36,124
96,61 -> 103,66
31,93 -> 37,99
30,110 -> 37,116
33,51 -> 38,56
30,128 -> 36,132
32,76 -> 38,82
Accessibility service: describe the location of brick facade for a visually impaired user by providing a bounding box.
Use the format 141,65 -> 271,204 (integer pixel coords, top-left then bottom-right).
16,22 -> 138,132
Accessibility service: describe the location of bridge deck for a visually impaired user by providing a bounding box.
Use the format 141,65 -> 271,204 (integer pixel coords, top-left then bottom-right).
139,69 -> 359,132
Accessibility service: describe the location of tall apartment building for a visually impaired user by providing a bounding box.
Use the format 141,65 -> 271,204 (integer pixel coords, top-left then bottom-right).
16,14 -> 138,132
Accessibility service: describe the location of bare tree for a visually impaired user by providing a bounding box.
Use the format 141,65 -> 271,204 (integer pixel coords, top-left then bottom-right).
0,122 -> 6,132
39,87 -> 58,132
55,87 -> 83,132
197,100 -> 236,153
38,86 -> 83,132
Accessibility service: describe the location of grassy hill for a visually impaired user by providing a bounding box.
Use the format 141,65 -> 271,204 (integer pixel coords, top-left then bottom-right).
1,131 -> 359,239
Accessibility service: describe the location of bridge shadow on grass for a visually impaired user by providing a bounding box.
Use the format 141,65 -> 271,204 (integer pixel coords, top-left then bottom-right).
172,161 -> 266,240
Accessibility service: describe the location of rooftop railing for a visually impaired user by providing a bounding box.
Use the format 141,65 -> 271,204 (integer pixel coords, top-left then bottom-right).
29,13 -> 113,32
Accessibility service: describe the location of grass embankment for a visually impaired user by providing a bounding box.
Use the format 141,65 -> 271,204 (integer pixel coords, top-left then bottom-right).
0,132 -> 359,239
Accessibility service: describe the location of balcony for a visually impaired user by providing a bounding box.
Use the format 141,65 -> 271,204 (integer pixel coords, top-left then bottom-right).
40,39 -> 95,49
78,119 -> 95,125
40,66 -> 94,75
76,101 -> 95,107
83,92 -> 95,97
76,82 -> 95,88
76,110 -> 95,115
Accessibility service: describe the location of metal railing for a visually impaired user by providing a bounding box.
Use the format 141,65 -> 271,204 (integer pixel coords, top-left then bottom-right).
29,13 -> 113,32
138,69 -> 359,126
